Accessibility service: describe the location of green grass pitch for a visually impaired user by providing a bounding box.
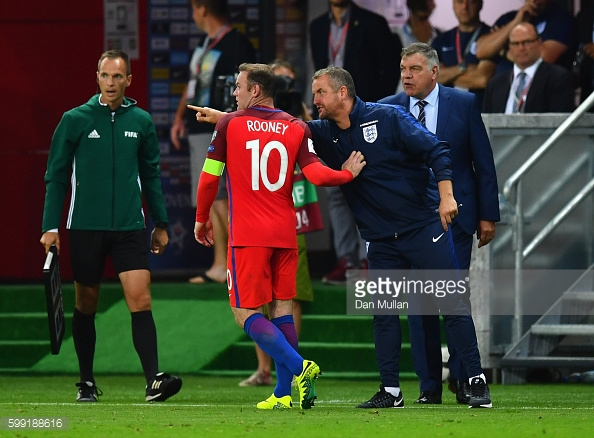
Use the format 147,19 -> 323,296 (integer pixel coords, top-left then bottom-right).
1,375 -> 593,437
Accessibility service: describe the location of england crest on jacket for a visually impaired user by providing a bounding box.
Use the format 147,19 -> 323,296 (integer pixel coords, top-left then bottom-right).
361,121 -> 378,143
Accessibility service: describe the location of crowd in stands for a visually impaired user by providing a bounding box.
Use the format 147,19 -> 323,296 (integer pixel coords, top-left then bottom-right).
38,0 -> 594,409
318,0 -> 591,285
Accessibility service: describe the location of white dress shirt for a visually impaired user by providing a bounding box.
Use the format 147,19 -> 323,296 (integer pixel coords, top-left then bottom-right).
505,58 -> 543,114
409,83 -> 440,134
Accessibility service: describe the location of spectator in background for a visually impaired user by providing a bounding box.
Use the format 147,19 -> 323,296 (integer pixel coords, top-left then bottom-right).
170,0 -> 256,285
475,0 -> 578,75
268,59 -> 312,122
394,0 -> 441,94
482,22 -> 575,114
395,0 -> 440,48
310,0 -> 400,284
310,0 -> 400,103
576,2 -> 594,104
431,0 -> 495,107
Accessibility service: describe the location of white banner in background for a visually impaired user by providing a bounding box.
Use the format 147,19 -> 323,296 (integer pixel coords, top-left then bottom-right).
356,0 -> 409,28
104,0 -> 139,59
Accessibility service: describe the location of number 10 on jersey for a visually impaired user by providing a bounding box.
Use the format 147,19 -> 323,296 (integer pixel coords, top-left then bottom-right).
246,139 -> 289,191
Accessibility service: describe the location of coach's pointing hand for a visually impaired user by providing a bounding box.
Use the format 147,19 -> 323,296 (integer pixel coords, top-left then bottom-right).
187,105 -> 225,125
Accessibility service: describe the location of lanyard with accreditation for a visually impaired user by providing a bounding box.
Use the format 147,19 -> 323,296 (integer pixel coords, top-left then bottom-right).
186,24 -> 233,102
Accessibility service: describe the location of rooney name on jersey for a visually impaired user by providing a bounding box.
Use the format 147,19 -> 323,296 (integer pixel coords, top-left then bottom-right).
246,120 -> 290,135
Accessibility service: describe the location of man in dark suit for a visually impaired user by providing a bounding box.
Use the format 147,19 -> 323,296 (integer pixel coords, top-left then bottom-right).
310,0 -> 401,103
309,0 -> 402,285
431,0 -> 495,108
482,22 -> 575,113
379,42 -> 500,405
576,2 -> 594,105
475,0 -> 578,75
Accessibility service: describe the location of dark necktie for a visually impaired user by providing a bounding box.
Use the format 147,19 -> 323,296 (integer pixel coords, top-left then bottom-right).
513,72 -> 527,113
416,100 -> 427,126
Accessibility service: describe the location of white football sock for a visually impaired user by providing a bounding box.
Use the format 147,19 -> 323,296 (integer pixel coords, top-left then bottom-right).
469,373 -> 486,385
384,386 -> 401,397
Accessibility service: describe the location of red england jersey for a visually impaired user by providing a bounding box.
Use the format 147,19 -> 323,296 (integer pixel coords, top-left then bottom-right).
208,106 -> 319,248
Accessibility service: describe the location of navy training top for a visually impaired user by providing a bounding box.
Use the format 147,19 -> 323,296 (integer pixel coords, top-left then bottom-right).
308,97 -> 452,241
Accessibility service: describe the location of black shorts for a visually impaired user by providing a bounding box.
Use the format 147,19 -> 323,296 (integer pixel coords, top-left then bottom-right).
68,229 -> 150,285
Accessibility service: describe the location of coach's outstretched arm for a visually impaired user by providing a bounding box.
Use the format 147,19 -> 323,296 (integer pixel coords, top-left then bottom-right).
301,151 -> 365,186
187,104 -> 367,184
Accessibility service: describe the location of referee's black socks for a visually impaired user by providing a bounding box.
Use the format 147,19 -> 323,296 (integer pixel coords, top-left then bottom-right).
72,307 -> 96,383
131,310 -> 159,382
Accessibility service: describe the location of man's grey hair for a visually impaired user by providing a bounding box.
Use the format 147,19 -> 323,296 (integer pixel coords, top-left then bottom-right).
401,43 -> 440,73
312,66 -> 356,99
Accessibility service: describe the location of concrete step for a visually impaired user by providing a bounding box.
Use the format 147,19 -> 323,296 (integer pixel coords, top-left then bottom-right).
562,291 -> 594,302
0,341 -> 51,368
300,315 -> 372,343
0,312 -> 72,341
301,285 -> 348,315
500,356 -> 594,368
300,315 -> 421,343
0,284 -> 124,370
0,284 -> 122,313
531,324 -> 594,336
203,341 -> 413,374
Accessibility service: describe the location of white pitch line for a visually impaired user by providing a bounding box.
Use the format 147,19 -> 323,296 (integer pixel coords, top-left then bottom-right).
0,402 -> 593,410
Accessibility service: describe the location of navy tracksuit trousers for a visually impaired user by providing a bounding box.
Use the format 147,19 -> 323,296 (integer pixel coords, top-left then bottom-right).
367,220 -> 482,389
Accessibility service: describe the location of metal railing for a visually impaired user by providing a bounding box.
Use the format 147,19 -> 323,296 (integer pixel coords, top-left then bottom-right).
502,92 -> 594,344
493,152 -> 592,253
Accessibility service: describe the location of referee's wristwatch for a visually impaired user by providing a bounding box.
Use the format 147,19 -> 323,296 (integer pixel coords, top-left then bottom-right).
155,221 -> 168,230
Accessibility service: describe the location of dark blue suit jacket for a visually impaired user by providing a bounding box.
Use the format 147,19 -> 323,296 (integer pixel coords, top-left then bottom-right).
379,86 -> 500,236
